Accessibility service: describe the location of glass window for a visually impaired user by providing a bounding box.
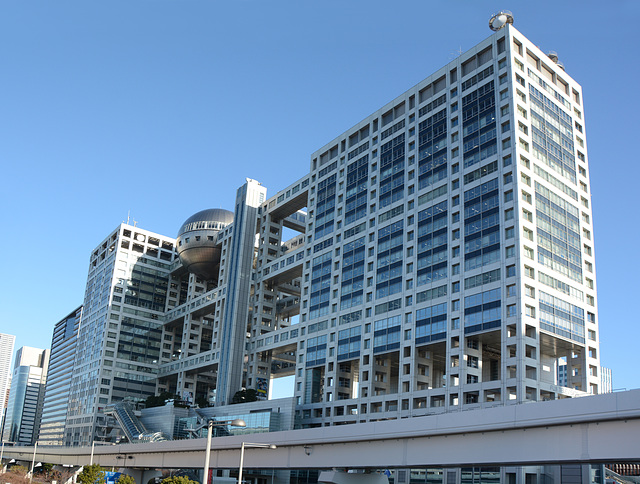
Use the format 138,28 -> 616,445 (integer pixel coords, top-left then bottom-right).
505,227 -> 515,239
525,305 -> 535,318
524,246 -> 534,259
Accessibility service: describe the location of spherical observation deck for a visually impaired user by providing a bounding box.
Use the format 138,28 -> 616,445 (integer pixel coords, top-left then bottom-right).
176,208 -> 234,281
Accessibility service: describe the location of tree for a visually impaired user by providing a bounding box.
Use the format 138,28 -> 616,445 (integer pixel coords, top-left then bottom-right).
117,474 -> 136,484
8,465 -> 28,476
161,476 -> 198,484
50,468 -> 74,484
145,391 -> 178,409
40,463 -> 55,478
231,388 -> 258,404
77,464 -> 106,484
4,465 -> 29,484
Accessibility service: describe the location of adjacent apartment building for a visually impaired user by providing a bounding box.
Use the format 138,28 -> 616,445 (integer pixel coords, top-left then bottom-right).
61,19 -> 600,446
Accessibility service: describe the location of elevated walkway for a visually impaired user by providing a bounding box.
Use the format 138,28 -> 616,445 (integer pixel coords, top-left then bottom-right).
163,287 -> 222,325
4,390 -> 640,469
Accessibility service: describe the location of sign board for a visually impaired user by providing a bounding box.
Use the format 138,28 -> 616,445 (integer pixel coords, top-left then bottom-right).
105,472 -> 122,484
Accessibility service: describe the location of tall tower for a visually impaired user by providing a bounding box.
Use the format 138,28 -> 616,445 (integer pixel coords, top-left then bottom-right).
0,333 -> 16,439
65,225 -> 176,446
0,334 -> 15,410
156,179 -> 267,407
216,179 -> 267,405
39,307 -> 82,445
248,15 -> 600,423
2,347 -> 49,445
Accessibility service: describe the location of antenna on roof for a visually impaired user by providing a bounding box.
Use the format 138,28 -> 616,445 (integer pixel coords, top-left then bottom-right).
125,210 -> 138,227
489,11 -> 514,31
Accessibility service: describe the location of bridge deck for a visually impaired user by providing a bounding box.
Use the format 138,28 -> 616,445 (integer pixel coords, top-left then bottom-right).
3,390 -> 640,469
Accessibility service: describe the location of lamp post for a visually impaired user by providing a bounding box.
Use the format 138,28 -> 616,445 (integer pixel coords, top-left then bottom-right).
237,443 -> 276,484
90,441 -> 115,466
202,419 -> 246,484
29,441 -> 38,484
0,441 -> 16,474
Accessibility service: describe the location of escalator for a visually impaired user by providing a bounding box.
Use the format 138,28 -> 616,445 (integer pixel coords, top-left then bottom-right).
105,402 -> 169,443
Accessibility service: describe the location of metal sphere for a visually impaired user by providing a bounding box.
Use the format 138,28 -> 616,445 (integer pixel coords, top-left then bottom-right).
176,208 -> 234,281
489,11 -> 514,31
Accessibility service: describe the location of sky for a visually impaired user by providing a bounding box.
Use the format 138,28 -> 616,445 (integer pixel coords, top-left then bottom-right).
1,1 -> 639,392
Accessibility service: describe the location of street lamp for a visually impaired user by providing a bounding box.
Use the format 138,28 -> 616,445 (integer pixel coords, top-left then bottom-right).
90,441 -> 115,465
202,419 -> 246,484
237,443 -> 276,484
29,441 -> 38,484
0,441 -> 16,474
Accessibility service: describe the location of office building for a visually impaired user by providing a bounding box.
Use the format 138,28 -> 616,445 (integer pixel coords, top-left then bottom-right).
64,226 -> 177,446
2,347 -> 49,445
158,19 -> 600,418
67,17 -> 601,443
0,333 -> 15,439
38,306 -> 82,445
0,334 -> 15,409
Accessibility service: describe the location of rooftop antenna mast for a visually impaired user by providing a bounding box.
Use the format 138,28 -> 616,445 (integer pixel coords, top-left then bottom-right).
125,210 -> 138,227
449,46 -> 463,60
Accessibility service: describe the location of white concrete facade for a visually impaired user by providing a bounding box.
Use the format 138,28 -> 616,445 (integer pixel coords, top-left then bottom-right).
0,333 -> 15,412
5,390 -> 640,469
62,23 -> 602,462
64,224 -> 177,446
241,24 -> 600,426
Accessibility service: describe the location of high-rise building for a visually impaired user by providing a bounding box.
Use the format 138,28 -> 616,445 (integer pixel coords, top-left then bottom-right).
2,347 -> 49,444
0,335 -> 15,409
63,180 -> 268,446
64,226 -> 177,446
39,307 -> 82,445
66,17 -> 601,443
0,333 -> 16,440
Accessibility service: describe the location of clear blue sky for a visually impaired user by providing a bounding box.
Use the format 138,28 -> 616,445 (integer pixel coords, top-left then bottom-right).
1,1 -> 639,391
